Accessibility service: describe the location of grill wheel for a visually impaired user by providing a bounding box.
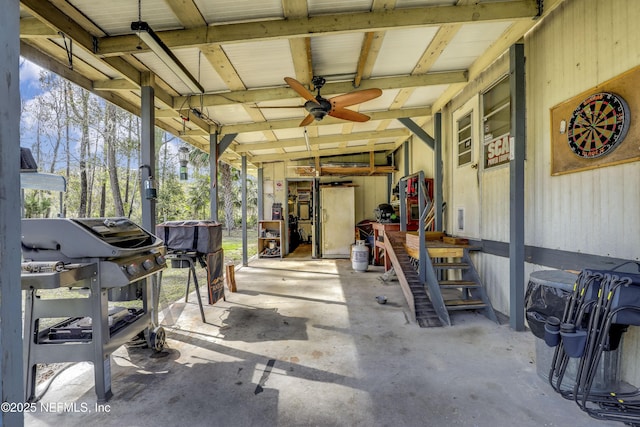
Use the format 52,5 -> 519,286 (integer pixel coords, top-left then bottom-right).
148,326 -> 166,352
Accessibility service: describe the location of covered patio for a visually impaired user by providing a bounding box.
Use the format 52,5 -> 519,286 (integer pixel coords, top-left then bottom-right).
24,258 -> 617,426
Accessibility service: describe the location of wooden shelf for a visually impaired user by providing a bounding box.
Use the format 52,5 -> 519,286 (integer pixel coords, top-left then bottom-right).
258,220 -> 283,259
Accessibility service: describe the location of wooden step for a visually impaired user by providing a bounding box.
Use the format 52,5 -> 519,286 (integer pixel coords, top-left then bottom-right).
444,299 -> 487,310
432,262 -> 469,269
439,280 -> 479,289
443,236 -> 469,245
428,247 -> 465,258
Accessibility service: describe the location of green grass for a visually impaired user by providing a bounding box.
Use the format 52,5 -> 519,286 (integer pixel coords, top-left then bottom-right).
34,228 -> 260,317
221,228 -> 258,264
159,227 -> 258,305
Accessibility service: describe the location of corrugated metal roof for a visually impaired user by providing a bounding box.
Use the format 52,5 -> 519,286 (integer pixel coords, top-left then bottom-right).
19,0 -> 543,168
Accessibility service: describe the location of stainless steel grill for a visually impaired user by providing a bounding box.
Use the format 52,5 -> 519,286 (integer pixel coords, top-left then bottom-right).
21,217 -> 167,403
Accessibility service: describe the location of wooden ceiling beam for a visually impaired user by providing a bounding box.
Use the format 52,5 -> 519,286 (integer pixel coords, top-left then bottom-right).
250,143 -> 398,163
19,17 -> 56,38
220,107 -> 430,135
174,71 -> 465,109
164,0 -> 206,28
354,0 -> 398,88
93,78 -> 138,91
20,0 -> 180,114
235,128 -> 409,152
95,1 -> 540,56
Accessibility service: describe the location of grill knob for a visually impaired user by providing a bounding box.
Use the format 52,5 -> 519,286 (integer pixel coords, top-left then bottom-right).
155,255 -> 166,265
126,263 -> 140,276
142,259 -> 154,271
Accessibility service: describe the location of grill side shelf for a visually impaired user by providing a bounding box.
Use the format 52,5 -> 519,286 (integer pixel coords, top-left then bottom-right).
21,263 -> 98,290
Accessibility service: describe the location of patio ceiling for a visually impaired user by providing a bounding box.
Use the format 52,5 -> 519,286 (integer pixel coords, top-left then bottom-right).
18,0 -> 547,171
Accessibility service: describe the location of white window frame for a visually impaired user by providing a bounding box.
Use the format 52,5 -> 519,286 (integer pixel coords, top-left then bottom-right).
456,111 -> 473,167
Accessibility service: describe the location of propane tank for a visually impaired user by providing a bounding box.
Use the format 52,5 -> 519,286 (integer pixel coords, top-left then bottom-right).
351,240 -> 369,272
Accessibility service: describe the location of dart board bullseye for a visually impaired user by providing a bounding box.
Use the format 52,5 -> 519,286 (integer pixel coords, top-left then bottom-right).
567,92 -> 630,158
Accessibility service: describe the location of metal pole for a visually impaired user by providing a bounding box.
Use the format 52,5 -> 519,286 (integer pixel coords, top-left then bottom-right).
434,112 -> 443,232
241,155 -> 248,266
140,82 -> 156,233
418,171 -> 426,283
209,132 -> 218,221
0,2 -> 25,424
257,167 -> 264,221
399,178 -> 407,232
509,43 -> 526,331
403,140 -> 410,177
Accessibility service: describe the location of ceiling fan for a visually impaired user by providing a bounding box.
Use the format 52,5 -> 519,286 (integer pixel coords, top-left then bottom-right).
278,76 -> 383,127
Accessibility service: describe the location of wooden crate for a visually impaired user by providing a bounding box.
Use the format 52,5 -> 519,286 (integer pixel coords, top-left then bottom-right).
443,236 -> 469,245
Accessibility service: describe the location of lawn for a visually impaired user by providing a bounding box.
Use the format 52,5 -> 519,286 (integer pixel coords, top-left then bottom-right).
35,227 -> 259,315
158,227 -> 258,306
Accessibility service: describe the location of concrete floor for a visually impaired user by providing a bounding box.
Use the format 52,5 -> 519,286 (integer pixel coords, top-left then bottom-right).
25,257 -> 620,427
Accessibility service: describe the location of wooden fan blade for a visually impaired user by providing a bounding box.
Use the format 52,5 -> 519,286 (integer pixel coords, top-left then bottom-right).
285,77 -> 316,102
330,88 -> 382,108
299,114 -> 315,127
329,108 -> 371,123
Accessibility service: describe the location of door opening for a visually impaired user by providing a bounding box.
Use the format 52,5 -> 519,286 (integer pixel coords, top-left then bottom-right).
285,178 -> 316,258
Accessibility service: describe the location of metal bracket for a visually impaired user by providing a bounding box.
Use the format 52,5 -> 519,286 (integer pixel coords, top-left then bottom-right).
535,0 -> 544,19
58,31 -> 73,70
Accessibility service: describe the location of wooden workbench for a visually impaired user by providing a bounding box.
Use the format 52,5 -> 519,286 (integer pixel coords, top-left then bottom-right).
371,222 -> 400,270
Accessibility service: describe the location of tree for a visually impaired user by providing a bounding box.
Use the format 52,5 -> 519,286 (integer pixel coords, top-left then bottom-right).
105,102 -> 125,216
220,162 -> 235,235
69,87 -> 90,217
24,191 -> 52,218
187,173 -> 210,219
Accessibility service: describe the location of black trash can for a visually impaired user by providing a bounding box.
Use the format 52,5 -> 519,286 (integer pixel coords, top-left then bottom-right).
525,270 -> 620,390
525,270 -> 576,339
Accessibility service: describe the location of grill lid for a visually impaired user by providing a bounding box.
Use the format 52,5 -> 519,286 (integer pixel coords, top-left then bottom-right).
22,217 -> 163,262
72,218 -> 154,248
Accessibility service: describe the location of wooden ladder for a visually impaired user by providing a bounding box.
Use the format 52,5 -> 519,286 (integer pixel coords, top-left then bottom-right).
427,244 -> 498,326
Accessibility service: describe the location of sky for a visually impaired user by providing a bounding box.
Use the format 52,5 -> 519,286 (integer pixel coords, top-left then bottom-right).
18,58 -> 186,173
19,58 -> 44,101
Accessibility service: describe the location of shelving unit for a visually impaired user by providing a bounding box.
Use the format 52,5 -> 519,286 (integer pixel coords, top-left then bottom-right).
258,220 -> 284,258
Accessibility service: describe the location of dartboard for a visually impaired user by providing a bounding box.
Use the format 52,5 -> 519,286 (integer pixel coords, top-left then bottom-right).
567,92 -> 630,158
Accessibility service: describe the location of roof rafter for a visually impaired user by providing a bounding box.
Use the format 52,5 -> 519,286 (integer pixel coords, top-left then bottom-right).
95,1 -> 540,57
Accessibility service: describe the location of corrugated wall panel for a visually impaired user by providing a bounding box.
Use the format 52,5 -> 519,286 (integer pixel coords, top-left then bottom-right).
525,0 -> 640,260
475,253 -> 510,316
524,0 -> 640,386
481,167 -> 509,242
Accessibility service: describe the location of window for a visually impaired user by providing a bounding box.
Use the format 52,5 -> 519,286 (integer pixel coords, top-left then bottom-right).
457,112 -> 472,166
482,77 -> 511,169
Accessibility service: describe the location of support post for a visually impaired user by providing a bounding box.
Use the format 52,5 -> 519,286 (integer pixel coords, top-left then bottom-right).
0,3 -> 25,424
434,112 -> 443,231
241,155 -> 248,266
209,132 -> 218,221
509,43 -> 526,331
140,80 -> 156,233
258,167 -> 264,221
403,140 -> 410,177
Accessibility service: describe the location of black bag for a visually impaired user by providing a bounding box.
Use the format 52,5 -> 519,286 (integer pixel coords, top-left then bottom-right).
206,249 -> 225,305
156,220 -> 222,254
